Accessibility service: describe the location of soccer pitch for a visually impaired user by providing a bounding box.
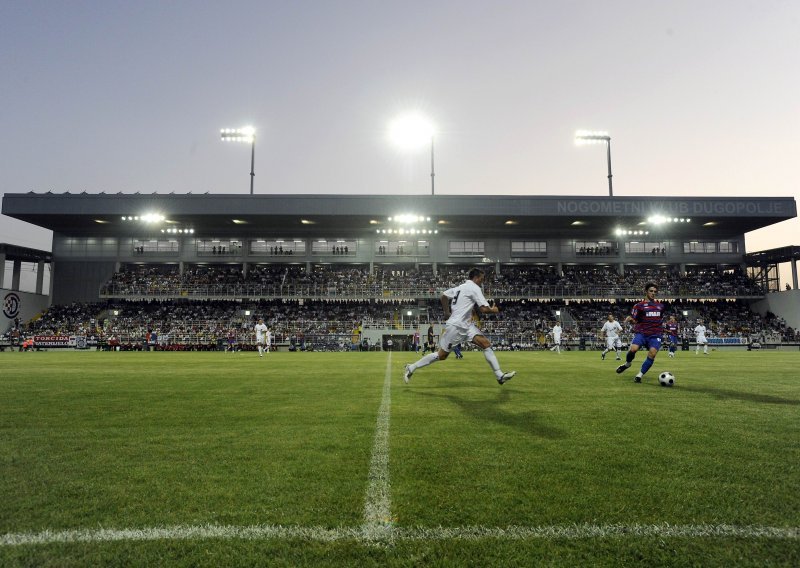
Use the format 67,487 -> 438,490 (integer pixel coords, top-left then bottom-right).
1,350 -> 798,566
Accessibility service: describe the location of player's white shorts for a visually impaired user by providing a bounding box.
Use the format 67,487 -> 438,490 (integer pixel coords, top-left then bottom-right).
696,336 -> 707,344
606,337 -> 622,350
440,324 -> 482,352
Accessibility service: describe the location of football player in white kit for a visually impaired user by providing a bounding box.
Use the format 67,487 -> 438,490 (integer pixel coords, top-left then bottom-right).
255,318 -> 270,357
694,318 -> 709,355
549,322 -> 562,353
403,268 -> 516,385
600,314 -> 623,361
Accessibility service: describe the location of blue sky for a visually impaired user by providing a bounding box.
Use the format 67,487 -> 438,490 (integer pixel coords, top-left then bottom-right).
1,1 -> 798,261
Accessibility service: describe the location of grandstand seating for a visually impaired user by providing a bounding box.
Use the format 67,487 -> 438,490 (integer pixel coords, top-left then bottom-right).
99,263 -> 765,300
15,297 -> 796,351
8,264 -> 793,350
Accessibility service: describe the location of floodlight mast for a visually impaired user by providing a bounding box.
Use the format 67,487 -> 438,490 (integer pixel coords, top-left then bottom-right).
220,127 -> 256,194
575,131 -> 613,197
430,135 -> 435,196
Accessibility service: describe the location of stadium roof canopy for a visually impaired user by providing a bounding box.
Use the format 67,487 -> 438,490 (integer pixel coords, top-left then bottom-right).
0,243 -> 52,263
2,192 -> 796,239
744,245 -> 800,266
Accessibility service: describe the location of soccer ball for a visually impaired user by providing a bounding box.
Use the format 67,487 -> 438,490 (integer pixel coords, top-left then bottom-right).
658,371 -> 675,387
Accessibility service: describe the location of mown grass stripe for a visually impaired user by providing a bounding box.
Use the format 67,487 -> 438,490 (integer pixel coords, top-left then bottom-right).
2,524 -> 798,546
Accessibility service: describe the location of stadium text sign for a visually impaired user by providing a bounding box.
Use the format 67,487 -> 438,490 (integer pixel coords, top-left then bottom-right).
556,199 -> 789,216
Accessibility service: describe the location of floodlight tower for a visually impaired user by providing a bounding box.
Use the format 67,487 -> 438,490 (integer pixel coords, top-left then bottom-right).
221,126 -> 256,194
575,131 -> 613,197
389,113 -> 436,195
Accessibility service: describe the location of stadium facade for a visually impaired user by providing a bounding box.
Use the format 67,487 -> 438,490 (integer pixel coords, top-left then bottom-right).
2,192 -> 796,302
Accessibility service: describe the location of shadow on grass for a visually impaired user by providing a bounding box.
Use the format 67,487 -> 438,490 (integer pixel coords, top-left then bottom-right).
666,383 -> 800,405
413,388 -> 567,439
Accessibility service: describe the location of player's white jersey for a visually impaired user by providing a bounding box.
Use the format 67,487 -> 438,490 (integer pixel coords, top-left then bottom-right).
694,325 -> 707,342
442,280 -> 490,329
601,320 -> 622,339
553,325 -> 562,341
255,323 -> 268,342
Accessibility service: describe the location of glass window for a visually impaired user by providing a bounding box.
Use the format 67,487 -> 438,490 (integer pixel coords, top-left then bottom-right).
683,242 -> 716,254
311,240 -> 357,255
511,241 -> 547,256
448,241 -> 485,256
250,240 -> 306,255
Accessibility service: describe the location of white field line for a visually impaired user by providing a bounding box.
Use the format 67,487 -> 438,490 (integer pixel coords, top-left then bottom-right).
360,352 -> 394,541
2,524 -> 798,546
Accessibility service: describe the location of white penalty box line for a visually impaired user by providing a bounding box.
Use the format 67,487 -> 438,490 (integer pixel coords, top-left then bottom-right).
2,524 -> 798,546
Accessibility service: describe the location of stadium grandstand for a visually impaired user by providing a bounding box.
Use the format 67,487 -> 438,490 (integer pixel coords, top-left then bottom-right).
2,192 -> 798,351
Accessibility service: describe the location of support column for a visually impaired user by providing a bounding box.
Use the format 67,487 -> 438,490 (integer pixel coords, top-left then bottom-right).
48,261 -> 55,306
792,260 -> 798,290
36,261 -> 45,294
242,262 -> 248,278
0,253 -> 6,289
11,260 -> 22,291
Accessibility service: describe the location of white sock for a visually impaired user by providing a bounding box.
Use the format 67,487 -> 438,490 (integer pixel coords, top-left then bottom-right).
411,352 -> 439,371
258,346 -> 263,355
483,348 -> 502,378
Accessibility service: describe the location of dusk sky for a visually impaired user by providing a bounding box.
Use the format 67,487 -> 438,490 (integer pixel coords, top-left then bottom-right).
1,1 -> 798,271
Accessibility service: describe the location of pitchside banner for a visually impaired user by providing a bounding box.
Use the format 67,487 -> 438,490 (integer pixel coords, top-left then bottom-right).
33,335 -> 72,347
32,335 -> 91,348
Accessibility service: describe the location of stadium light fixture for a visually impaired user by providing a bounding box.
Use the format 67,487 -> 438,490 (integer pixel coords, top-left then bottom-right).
647,215 -> 692,225
388,113 -> 436,195
220,126 -> 256,195
575,130 -> 613,197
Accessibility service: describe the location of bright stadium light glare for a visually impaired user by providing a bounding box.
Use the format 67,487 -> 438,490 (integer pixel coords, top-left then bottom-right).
140,213 -> 165,223
220,126 -> 255,143
388,113 -> 435,150
389,112 -> 437,195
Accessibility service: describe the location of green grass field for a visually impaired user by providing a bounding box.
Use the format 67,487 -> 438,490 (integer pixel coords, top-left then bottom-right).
1,350 -> 798,566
